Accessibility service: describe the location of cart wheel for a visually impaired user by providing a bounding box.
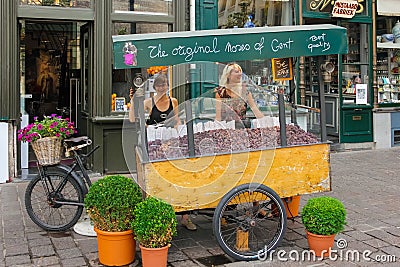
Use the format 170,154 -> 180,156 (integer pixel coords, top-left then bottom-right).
213,183 -> 287,261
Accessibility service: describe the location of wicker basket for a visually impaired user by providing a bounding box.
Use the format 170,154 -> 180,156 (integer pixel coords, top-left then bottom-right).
31,136 -> 62,166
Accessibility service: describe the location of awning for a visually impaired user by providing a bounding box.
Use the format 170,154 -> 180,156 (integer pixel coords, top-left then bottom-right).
377,0 -> 400,16
112,24 -> 348,69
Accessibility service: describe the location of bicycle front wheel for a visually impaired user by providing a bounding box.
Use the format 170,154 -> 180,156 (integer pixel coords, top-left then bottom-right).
213,183 -> 287,261
25,169 -> 84,231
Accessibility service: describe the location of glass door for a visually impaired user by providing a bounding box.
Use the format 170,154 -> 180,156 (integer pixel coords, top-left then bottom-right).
340,22 -> 373,143
79,23 -> 92,135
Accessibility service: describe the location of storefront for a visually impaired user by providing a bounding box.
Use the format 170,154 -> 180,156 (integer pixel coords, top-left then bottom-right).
298,0 -> 374,145
0,0 -> 219,180
374,0 -> 400,148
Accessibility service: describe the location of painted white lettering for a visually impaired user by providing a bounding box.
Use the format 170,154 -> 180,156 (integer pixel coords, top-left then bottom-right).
271,38 -> 294,52
170,38 -> 220,62
225,42 -> 251,53
254,37 -> 265,54
308,33 -> 331,53
148,44 -> 169,58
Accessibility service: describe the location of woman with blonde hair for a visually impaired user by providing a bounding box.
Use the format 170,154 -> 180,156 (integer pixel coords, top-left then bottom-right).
215,63 -> 264,126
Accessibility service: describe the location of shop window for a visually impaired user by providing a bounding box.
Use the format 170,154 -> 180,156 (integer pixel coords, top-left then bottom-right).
218,0 -> 292,28
19,0 -> 91,8
112,0 -> 173,15
111,22 -> 171,113
377,17 -> 400,105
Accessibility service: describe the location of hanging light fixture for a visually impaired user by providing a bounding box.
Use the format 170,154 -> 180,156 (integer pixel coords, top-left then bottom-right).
320,60 -> 335,83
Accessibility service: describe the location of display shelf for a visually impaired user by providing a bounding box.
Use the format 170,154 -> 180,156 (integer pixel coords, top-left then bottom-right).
342,62 -> 363,65
377,45 -> 400,104
377,42 -> 400,49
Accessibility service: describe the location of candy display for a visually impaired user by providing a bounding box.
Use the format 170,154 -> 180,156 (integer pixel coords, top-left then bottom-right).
147,124 -> 318,161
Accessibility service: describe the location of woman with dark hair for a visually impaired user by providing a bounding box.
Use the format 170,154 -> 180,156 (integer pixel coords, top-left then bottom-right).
129,73 -> 197,231
129,73 -> 179,125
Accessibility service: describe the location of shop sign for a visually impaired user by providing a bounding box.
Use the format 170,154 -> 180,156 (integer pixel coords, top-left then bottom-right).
272,58 -> 293,81
331,0 -> 358,18
112,25 -> 348,69
355,84 -> 368,105
114,97 -> 126,111
306,0 -> 364,15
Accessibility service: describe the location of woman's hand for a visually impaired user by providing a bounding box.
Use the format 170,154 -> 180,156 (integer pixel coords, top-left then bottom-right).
247,92 -> 264,119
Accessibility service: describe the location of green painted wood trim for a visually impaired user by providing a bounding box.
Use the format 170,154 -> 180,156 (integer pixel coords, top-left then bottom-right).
341,105 -> 373,110
377,103 -> 400,108
196,0 -> 218,30
0,0 -> 19,120
113,24 -> 348,69
93,1 -> 112,117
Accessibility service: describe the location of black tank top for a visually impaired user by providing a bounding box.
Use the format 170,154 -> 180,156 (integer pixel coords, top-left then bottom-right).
147,97 -> 174,125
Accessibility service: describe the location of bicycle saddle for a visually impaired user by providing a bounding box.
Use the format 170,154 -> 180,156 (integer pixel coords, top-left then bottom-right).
64,136 -> 90,143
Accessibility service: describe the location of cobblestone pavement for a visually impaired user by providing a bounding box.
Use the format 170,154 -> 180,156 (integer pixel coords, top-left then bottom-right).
1,147 -> 400,266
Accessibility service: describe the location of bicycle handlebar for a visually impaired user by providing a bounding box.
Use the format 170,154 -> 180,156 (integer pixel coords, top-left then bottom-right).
64,137 -> 99,158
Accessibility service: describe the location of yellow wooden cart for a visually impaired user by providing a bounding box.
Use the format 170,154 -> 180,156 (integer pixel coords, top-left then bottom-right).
113,24 -> 348,261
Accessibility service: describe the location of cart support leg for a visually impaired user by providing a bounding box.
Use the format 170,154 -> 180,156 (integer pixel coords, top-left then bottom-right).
278,90 -> 287,146
236,228 -> 249,251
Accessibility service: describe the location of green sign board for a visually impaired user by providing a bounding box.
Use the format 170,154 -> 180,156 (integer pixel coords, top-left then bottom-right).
112,24 -> 348,69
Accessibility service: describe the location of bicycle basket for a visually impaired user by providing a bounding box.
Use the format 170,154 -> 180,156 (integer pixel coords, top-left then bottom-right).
31,136 -> 63,166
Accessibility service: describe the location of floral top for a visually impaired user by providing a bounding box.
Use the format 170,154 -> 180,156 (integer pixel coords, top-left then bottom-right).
215,86 -> 248,121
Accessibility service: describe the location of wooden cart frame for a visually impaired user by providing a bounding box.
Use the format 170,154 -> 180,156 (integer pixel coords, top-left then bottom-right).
113,24 -> 348,261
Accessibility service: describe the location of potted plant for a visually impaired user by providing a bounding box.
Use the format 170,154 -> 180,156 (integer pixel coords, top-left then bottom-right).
132,197 -> 177,267
18,114 -> 77,166
84,175 -> 142,266
301,196 -> 346,257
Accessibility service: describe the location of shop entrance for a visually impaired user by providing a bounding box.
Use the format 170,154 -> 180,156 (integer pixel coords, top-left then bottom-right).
20,20 -> 85,126
19,20 -> 90,167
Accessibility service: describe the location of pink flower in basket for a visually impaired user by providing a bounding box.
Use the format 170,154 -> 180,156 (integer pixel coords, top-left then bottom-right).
18,114 -> 77,143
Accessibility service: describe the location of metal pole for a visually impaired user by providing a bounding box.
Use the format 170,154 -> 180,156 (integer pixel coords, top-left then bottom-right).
372,0 -> 378,108
278,87 -> 287,147
185,100 -> 195,157
318,57 -> 327,142
136,92 -> 148,162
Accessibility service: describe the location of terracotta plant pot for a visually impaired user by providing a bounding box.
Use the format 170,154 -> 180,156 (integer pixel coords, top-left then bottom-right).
94,227 -> 136,266
306,231 -> 335,257
283,196 -> 301,218
271,196 -> 301,218
140,244 -> 169,267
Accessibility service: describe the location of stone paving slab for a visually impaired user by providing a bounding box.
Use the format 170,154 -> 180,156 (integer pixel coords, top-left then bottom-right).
1,147 -> 400,266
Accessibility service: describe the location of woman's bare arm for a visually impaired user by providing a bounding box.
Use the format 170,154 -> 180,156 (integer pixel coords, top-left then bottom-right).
215,92 -> 222,121
129,88 -> 151,123
171,98 -> 181,125
128,88 -> 136,123
247,92 -> 264,119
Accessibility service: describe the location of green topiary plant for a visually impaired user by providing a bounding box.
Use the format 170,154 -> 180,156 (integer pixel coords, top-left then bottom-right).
132,197 -> 177,248
84,175 -> 142,232
301,196 -> 346,236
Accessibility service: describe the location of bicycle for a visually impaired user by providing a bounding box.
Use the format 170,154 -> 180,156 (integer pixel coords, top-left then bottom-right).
25,136 -> 100,232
